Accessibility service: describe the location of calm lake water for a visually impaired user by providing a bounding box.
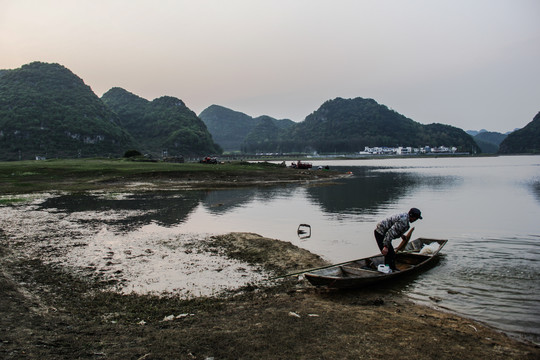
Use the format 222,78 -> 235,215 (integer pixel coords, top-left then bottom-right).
41,155 -> 540,343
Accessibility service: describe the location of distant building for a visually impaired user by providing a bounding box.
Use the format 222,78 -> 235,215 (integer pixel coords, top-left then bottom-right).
362,145 -> 457,155
397,147 -> 412,155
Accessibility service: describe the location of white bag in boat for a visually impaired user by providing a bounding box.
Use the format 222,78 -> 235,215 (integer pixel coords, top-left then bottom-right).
419,242 -> 440,255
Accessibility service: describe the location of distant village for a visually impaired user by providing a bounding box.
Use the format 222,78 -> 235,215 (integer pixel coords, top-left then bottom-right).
359,146 -> 458,155
252,145 -> 462,158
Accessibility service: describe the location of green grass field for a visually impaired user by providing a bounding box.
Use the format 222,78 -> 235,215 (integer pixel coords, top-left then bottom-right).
0,158 -> 289,195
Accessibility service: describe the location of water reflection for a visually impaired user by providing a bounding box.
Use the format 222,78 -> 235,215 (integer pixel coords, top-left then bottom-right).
37,186 -> 303,231
200,186 -> 297,214
530,180 -> 540,204
306,167 -> 418,214
38,192 -> 204,229
305,166 -> 461,217
37,166 -> 459,234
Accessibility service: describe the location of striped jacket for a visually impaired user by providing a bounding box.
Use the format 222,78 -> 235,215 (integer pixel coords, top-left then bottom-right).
375,212 -> 410,247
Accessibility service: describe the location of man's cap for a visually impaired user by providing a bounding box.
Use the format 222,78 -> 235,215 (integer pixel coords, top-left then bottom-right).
409,208 -> 422,219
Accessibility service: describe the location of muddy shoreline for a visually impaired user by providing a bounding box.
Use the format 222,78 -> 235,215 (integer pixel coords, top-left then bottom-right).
1,168 -> 539,359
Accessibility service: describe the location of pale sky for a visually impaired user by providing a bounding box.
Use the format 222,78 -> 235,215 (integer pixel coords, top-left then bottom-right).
1,0 -> 539,133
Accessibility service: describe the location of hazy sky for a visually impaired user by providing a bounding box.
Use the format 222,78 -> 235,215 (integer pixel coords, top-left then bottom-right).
1,0 -> 539,132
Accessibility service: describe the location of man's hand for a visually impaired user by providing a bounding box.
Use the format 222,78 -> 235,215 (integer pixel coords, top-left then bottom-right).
382,246 -> 388,256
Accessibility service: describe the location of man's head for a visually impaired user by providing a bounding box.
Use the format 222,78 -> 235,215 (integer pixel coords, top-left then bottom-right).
408,208 -> 422,222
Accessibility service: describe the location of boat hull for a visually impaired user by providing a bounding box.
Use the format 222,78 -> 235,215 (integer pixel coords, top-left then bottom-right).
304,238 -> 447,289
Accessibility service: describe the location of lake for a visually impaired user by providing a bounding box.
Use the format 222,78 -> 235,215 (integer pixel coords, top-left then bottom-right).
39,155 -> 540,343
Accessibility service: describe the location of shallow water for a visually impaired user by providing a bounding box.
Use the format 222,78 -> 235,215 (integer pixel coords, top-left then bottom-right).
37,155 -> 540,342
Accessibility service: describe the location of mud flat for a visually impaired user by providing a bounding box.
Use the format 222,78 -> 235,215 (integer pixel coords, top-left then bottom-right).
1,186 -> 539,358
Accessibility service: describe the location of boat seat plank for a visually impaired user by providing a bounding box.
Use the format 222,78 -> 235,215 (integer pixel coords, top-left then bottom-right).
340,265 -> 379,277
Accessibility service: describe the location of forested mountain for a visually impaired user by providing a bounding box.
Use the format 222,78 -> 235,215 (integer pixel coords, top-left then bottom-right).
499,112 -> 540,154
0,62 -> 135,160
242,117 -> 282,153
5,61 -> 534,160
473,131 -> 507,153
102,88 -> 221,156
237,97 -> 479,154
421,123 -> 478,152
198,105 -> 255,151
199,105 -> 294,152
255,115 -> 295,130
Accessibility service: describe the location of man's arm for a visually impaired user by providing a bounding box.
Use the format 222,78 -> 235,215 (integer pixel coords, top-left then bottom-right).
396,227 -> 415,252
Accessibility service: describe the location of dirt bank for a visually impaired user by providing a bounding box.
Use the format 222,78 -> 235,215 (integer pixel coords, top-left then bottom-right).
1,224 -> 538,359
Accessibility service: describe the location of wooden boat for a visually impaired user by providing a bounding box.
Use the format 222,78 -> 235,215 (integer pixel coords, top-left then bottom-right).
304,238 -> 448,289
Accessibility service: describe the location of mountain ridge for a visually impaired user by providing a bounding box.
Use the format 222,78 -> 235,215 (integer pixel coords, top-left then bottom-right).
0,62 -> 135,160
101,88 -> 221,157
498,112 -> 540,154
199,105 -> 294,152
0,62 -> 221,160
1,61 -> 536,159
201,97 -> 480,154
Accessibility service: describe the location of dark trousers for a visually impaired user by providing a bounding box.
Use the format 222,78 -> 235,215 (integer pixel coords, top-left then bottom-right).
374,230 -> 397,270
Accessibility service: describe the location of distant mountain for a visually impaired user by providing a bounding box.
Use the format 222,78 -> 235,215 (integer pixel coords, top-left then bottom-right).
283,97 -> 479,154
198,105 -> 254,151
199,105 -> 294,152
473,139 -> 498,154
468,128 -> 519,137
498,112 -> 540,154
0,62 -> 135,160
203,99 -> 479,154
241,115 -> 297,153
505,128 -> 520,135
254,115 -> 295,130
102,88 -> 221,157
472,131 -> 507,153
242,117 -> 283,153
466,129 -> 487,136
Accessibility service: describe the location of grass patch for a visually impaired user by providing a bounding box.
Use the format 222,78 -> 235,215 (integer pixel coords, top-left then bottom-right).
0,159 -> 316,194
0,197 -> 28,205
0,158 -> 336,195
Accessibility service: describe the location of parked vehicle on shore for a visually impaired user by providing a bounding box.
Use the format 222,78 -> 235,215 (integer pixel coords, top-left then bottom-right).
291,160 -> 312,169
